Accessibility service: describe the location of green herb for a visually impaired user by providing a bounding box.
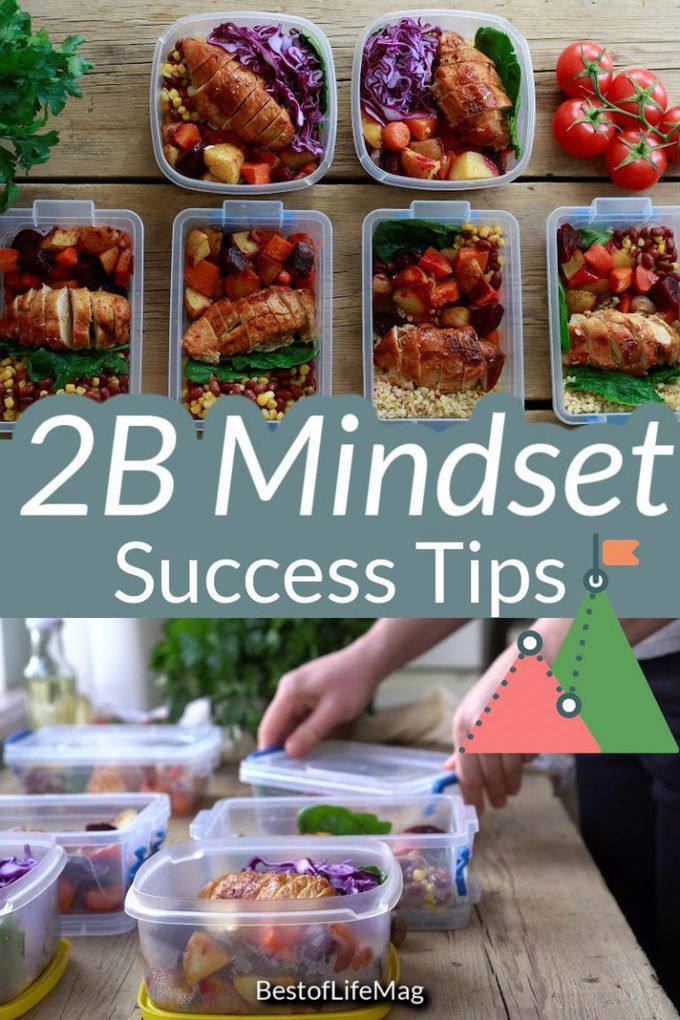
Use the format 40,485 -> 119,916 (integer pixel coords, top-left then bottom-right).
579,227 -> 612,248
0,341 -> 129,391
300,33 -> 328,115
564,364 -> 680,407
558,281 -> 570,354
373,220 -> 459,262
150,620 -> 373,739
297,804 -> 392,836
185,345 -> 317,385
0,0 -> 92,213
474,27 -> 522,158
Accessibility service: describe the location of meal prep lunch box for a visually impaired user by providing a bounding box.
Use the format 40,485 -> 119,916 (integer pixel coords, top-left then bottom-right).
548,196 -> 680,425
0,835 -> 66,1010
191,793 -> 479,931
351,9 -> 535,190
151,13 -> 338,195
125,837 -> 402,1015
169,200 -> 332,427
363,200 -> 524,424
0,199 -> 143,434
4,724 -> 222,818
0,792 -> 171,935
240,740 -> 457,798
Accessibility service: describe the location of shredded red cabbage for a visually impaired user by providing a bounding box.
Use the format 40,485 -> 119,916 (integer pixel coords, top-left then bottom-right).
245,856 -> 384,896
0,845 -> 39,889
207,22 -> 325,158
361,18 -> 441,125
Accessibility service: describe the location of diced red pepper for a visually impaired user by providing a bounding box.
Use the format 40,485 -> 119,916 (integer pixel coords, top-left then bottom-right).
224,266 -> 261,299
183,259 -> 220,297
431,279 -> 461,307
632,265 -> 659,294
618,291 -> 632,313
261,233 -> 294,263
395,266 -> 430,288
0,248 -> 19,272
583,243 -> 613,277
608,267 -> 633,294
568,266 -> 601,289
455,246 -> 489,276
172,122 -> 201,150
241,162 -> 271,186
114,248 -> 133,288
54,246 -> 79,269
418,246 -> 453,279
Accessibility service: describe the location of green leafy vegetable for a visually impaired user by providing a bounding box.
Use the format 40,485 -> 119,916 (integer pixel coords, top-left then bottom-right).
564,364 -> 680,407
297,804 -> 392,836
558,281 -> 570,354
474,27 -> 522,158
0,0 -> 93,213
0,341 -> 129,391
373,220 -> 459,262
185,345 -> 317,384
579,227 -> 612,248
300,33 -> 328,115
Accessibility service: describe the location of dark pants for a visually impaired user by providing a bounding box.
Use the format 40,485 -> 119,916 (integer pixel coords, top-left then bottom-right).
576,651 -> 680,1010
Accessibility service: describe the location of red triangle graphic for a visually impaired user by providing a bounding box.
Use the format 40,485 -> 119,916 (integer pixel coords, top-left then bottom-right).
461,653 -> 601,755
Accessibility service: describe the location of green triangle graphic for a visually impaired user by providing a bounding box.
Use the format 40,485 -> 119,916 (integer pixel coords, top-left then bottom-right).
553,592 -> 678,753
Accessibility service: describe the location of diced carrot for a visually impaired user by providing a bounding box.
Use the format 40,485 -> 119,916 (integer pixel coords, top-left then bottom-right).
58,877 -> 77,913
632,264 -> 659,295
256,253 -> 282,286
618,291 -> 632,313
183,259 -> 220,297
405,117 -> 438,141
251,148 -> 280,167
583,243 -> 613,277
455,246 -> 488,276
224,267 -> 261,300
608,267 -> 632,294
431,279 -> 461,307
262,233 -> 294,263
298,161 -> 317,175
84,886 -> 124,912
114,248 -> 133,288
172,122 -> 201,150
419,246 -> 453,280
0,248 -> 19,272
382,121 -> 411,151
54,246 -> 79,269
241,162 -> 271,185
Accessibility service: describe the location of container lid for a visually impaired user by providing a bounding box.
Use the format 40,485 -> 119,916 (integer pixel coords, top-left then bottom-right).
0,792 -> 170,844
0,939 -> 70,1020
0,835 -> 66,914
4,725 -> 222,768
137,944 -> 399,1020
240,741 -> 456,796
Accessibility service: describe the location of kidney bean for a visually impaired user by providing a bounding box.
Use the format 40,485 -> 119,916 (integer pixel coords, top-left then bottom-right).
108,383 -> 120,396
628,228 -> 638,243
243,388 -> 255,400
476,239 -> 491,251
38,378 -> 53,390
658,260 -> 675,273
86,390 -> 102,402
252,383 -> 266,394
641,252 -> 655,268
490,271 -> 503,290
209,379 -> 221,396
187,386 -> 203,402
290,385 -> 303,399
278,389 -> 292,401
100,387 -> 111,401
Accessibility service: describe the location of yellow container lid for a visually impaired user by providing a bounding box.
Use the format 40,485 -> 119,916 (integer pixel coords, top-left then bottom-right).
138,944 -> 400,1020
0,939 -> 70,1020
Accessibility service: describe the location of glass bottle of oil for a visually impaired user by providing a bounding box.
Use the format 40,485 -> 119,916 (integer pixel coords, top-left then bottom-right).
24,619 -> 89,728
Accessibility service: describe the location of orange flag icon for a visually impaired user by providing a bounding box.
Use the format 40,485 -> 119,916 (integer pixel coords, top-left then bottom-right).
601,539 -> 639,567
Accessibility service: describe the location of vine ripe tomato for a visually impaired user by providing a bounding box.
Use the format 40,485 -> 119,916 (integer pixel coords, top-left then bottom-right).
604,130 -> 667,190
552,98 -> 616,158
556,41 -> 614,98
607,69 -> 668,128
657,104 -> 680,162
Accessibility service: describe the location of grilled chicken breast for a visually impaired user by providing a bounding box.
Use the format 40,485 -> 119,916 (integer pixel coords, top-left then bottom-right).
183,285 -> 316,364
0,285 -> 131,350
433,31 -> 511,150
199,871 -> 336,901
181,38 -> 295,151
566,309 -> 680,376
374,323 -> 505,393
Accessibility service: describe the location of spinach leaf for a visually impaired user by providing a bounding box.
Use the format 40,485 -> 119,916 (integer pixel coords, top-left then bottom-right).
474,27 -> 522,158
579,227 -> 612,248
0,341 -> 129,391
297,804 -> 392,836
185,345 -> 317,385
300,33 -> 328,115
373,219 -> 459,262
565,366 -> 666,407
558,281 -> 570,354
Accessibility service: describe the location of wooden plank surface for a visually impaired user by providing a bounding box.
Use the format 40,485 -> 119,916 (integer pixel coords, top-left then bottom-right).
4,768 -> 674,1020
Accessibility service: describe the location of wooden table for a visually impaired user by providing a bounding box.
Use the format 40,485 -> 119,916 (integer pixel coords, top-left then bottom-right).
17,0 -> 680,422
3,767 -> 674,1019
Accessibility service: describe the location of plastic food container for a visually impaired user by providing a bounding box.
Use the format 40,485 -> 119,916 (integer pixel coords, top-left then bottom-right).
125,837 -> 402,1015
548,196 -> 680,425
151,13 -> 337,195
0,199 -> 143,434
192,793 -> 478,931
363,200 -> 524,423
169,200 -> 332,428
4,724 -> 222,818
0,834 -> 66,1008
0,792 -> 171,936
351,9 -> 535,190
240,740 -> 457,799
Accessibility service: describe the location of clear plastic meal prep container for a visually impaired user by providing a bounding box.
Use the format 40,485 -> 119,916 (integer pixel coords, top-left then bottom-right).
151,12 -> 338,195
169,200 -> 332,428
363,200 -> 524,424
0,792 -> 170,936
0,834 -> 66,1006
191,794 -> 479,931
125,836 -> 402,1015
4,724 -> 222,818
351,9 -> 535,190
0,199 -> 144,435
547,196 -> 680,425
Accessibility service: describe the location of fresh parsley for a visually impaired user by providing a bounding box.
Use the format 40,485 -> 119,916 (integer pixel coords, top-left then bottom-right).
474,27 -> 522,159
0,0 -> 92,212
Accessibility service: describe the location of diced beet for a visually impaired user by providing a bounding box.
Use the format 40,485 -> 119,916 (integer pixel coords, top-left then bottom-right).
393,249 -> 417,271
557,223 -> 581,265
176,141 -> 206,179
76,253 -> 107,290
403,824 -> 446,834
12,228 -> 44,254
21,246 -> 53,277
649,275 -> 680,319
287,241 -> 314,277
470,302 -> 504,337
381,151 -> 402,175
271,165 -> 295,183
220,242 -> 250,274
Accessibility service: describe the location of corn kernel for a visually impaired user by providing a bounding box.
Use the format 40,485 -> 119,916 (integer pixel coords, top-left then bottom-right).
299,364 -> 310,376
266,399 -> 277,410
91,377 -> 99,387
172,96 -> 182,109
65,383 -> 76,393
4,396 -> 14,409
172,49 -> 181,61
256,393 -> 269,407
